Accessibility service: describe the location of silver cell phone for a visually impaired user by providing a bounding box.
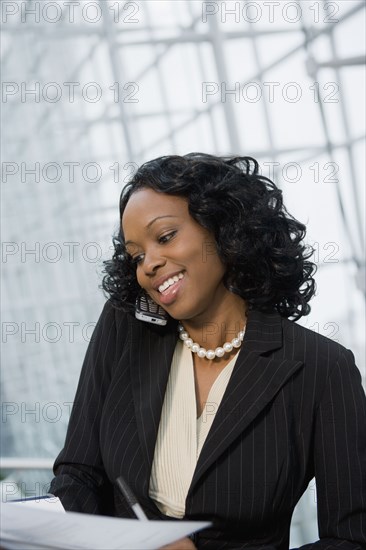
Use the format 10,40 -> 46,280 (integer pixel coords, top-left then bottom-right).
135,293 -> 168,326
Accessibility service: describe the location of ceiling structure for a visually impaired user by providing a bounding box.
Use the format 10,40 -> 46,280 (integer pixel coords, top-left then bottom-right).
1,1 -> 365,544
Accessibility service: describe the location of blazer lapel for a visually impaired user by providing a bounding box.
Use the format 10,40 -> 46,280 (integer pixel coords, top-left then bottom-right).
188,309 -> 304,494
129,316 -> 177,473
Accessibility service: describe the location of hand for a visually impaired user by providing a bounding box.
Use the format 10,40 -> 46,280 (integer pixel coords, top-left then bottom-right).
159,536 -> 197,549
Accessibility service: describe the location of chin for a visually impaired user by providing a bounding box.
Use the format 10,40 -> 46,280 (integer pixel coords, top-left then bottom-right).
161,304 -> 189,321
168,307 -> 203,323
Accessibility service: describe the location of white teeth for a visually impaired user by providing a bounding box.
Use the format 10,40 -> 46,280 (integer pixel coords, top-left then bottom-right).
158,272 -> 184,293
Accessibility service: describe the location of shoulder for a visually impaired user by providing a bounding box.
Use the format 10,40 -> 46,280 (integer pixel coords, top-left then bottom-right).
91,300 -> 132,350
104,300 -> 178,343
277,315 -> 365,412
279,315 -> 362,398
246,307 -> 352,365
281,314 -> 353,364
246,305 -> 356,375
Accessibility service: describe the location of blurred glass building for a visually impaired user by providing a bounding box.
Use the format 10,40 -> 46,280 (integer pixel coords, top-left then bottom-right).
1,0 -> 365,545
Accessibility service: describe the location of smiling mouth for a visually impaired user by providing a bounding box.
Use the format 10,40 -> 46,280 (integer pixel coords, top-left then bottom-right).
158,272 -> 185,293
156,272 -> 185,306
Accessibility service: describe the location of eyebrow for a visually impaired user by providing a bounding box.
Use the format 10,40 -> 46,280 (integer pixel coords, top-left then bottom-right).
125,215 -> 179,247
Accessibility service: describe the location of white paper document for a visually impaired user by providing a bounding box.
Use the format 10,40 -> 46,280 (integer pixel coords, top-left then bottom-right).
7,495 -> 66,513
1,500 -> 211,550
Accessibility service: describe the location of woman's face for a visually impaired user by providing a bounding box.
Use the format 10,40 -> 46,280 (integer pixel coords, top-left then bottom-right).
121,187 -> 231,322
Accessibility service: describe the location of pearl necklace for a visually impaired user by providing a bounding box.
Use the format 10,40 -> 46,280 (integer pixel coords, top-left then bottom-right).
177,322 -> 246,360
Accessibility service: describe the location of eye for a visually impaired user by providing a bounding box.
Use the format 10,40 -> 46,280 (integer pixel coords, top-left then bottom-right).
131,254 -> 144,265
158,231 -> 177,244
129,231 -> 177,265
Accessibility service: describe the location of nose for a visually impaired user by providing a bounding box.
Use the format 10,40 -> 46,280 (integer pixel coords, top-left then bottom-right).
142,248 -> 166,276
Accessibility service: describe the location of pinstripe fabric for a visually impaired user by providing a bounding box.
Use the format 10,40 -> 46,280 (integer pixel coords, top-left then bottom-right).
50,300 -> 366,550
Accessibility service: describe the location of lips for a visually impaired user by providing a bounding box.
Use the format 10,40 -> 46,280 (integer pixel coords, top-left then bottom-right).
154,272 -> 186,307
155,272 -> 185,306
152,271 -> 185,292
158,272 -> 184,293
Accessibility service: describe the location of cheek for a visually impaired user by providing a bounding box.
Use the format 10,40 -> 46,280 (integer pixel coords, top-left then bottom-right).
135,267 -> 144,287
183,234 -> 212,263
195,240 -> 224,273
138,274 -> 149,290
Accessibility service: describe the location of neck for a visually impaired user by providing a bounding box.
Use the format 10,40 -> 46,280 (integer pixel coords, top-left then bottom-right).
179,295 -> 248,350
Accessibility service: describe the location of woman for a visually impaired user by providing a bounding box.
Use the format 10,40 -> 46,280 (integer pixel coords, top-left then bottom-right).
50,153 -> 366,549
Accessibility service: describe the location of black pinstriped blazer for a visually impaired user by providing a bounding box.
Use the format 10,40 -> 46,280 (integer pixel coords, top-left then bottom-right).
50,300 -> 366,550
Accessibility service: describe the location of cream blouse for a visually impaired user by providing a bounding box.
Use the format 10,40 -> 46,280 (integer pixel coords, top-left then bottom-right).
148,339 -> 240,518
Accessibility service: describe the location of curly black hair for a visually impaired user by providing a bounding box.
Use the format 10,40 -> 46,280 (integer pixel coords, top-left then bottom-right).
101,152 -> 317,321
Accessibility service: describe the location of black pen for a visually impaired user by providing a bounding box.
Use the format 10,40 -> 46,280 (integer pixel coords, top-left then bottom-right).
115,476 -> 148,521
9,494 -> 56,502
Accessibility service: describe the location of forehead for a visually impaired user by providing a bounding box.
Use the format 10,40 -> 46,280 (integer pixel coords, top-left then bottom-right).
122,188 -> 187,234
